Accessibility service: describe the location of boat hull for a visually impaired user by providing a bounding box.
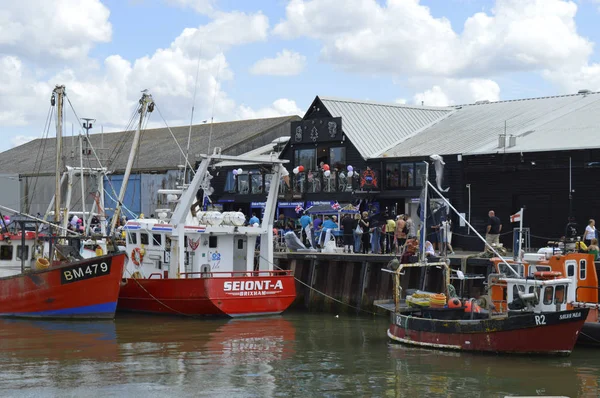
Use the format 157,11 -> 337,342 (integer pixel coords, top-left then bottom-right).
117,273 -> 296,317
388,308 -> 589,355
578,321 -> 600,346
0,253 -> 126,319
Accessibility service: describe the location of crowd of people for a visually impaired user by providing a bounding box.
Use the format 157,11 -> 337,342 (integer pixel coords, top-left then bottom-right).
258,208 -> 457,258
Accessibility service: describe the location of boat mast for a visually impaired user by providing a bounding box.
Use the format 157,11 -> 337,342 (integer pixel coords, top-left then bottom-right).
52,85 -> 65,228
110,92 -> 154,233
420,161 -> 429,263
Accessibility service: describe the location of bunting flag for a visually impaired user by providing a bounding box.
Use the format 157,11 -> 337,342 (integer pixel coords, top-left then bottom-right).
295,204 -> 304,214
331,201 -> 341,211
510,209 -> 523,223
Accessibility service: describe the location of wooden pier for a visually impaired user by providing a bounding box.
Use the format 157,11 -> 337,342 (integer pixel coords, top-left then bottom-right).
273,251 -> 493,314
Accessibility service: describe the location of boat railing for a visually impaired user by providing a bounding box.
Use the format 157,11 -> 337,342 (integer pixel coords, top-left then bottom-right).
148,273 -> 164,279
180,270 -> 293,279
574,285 -> 600,305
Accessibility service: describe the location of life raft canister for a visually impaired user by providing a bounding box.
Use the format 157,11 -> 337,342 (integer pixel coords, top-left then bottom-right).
533,271 -> 562,280
131,247 -> 144,266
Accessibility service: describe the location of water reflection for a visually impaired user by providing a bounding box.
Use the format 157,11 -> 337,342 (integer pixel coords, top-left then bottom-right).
0,314 -> 598,397
388,341 -> 600,397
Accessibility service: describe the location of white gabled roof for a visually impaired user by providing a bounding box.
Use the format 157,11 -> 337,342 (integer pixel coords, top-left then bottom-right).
318,96 -> 454,159
382,91 -> 600,157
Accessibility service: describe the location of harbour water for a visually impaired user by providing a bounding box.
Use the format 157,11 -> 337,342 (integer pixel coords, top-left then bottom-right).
0,313 -> 598,397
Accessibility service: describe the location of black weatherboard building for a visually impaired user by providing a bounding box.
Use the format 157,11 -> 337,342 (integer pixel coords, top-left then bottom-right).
213,91 -> 600,252
380,91 -> 600,250
278,96 -> 452,215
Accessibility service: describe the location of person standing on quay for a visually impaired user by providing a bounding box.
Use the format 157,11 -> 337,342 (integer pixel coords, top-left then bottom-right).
485,210 -> 502,252
359,212 -> 370,254
300,211 -> 313,248
341,213 -> 357,253
584,219 -> 596,247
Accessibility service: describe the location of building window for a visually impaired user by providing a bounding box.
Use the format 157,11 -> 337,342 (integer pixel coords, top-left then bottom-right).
250,171 -> 263,194
140,233 -> 149,245
329,147 -> 346,171
0,245 -> 12,260
237,172 -> 249,194
385,163 -> 400,188
224,171 -> 236,193
400,163 -> 414,187
415,163 -> 427,187
294,149 -> 316,170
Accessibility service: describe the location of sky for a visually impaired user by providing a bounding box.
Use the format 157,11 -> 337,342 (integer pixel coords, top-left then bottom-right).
3,0 -> 600,152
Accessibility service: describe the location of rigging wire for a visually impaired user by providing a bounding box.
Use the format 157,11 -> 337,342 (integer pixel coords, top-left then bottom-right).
28,104 -> 54,214
207,54 -> 222,155
183,48 -> 203,184
154,104 -> 197,175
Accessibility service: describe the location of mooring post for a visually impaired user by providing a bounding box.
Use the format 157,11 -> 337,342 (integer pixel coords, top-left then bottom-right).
357,261 -> 370,312
305,259 -> 317,309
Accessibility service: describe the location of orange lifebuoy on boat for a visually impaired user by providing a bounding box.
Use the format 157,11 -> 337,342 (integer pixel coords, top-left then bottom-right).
533,271 -> 562,280
131,248 -> 144,266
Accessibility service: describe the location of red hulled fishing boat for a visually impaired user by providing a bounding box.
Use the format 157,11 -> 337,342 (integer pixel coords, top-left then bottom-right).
117,148 -> 296,316
377,157 -> 587,356
0,85 -> 126,319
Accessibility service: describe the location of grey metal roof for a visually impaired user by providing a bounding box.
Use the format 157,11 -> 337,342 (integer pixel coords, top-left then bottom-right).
318,96 -> 454,159
382,92 -> 600,157
0,116 -> 300,175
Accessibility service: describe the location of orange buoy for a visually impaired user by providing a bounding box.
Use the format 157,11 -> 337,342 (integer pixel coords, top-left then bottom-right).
448,298 -> 462,308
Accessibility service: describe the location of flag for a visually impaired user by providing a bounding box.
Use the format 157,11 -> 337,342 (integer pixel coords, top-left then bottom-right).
295,204 -> 304,214
510,209 -> 522,223
331,201 -> 341,211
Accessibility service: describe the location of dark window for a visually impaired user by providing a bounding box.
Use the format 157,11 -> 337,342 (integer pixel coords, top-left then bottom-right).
528,286 -> 534,294
415,163 -> 427,187
237,239 -> 244,249
140,233 -> 149,245
400,163 -> 414,187
128,233 -> 137,245
554,285 -> 566,304
0,245 -> 12,260
17,245 -> 28,261
329,147 -> 346,171
543,286 -> 554,305
152,234 -> 162,246
580,259 -> 587,280
294,149 -> 316,170
385,163 -> 400,189
209,236 -> 218,248
567,264 -> 575,277
224,171 -> 236,193
237,172 -> 249,194
250,171 -> 263,194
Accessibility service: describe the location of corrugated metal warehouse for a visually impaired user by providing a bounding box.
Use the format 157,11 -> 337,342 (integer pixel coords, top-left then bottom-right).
0,116 -> 300,217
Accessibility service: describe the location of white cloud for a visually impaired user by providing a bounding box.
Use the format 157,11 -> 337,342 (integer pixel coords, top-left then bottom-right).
0,6 -> 295,152
0,0 -> 111,62
274,0 -> 596,91
395,98 -> 407,105
413,78 -> 501,106
237,99 -> 304,119
250,50 -> 306,76
172,11 -> 269,58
